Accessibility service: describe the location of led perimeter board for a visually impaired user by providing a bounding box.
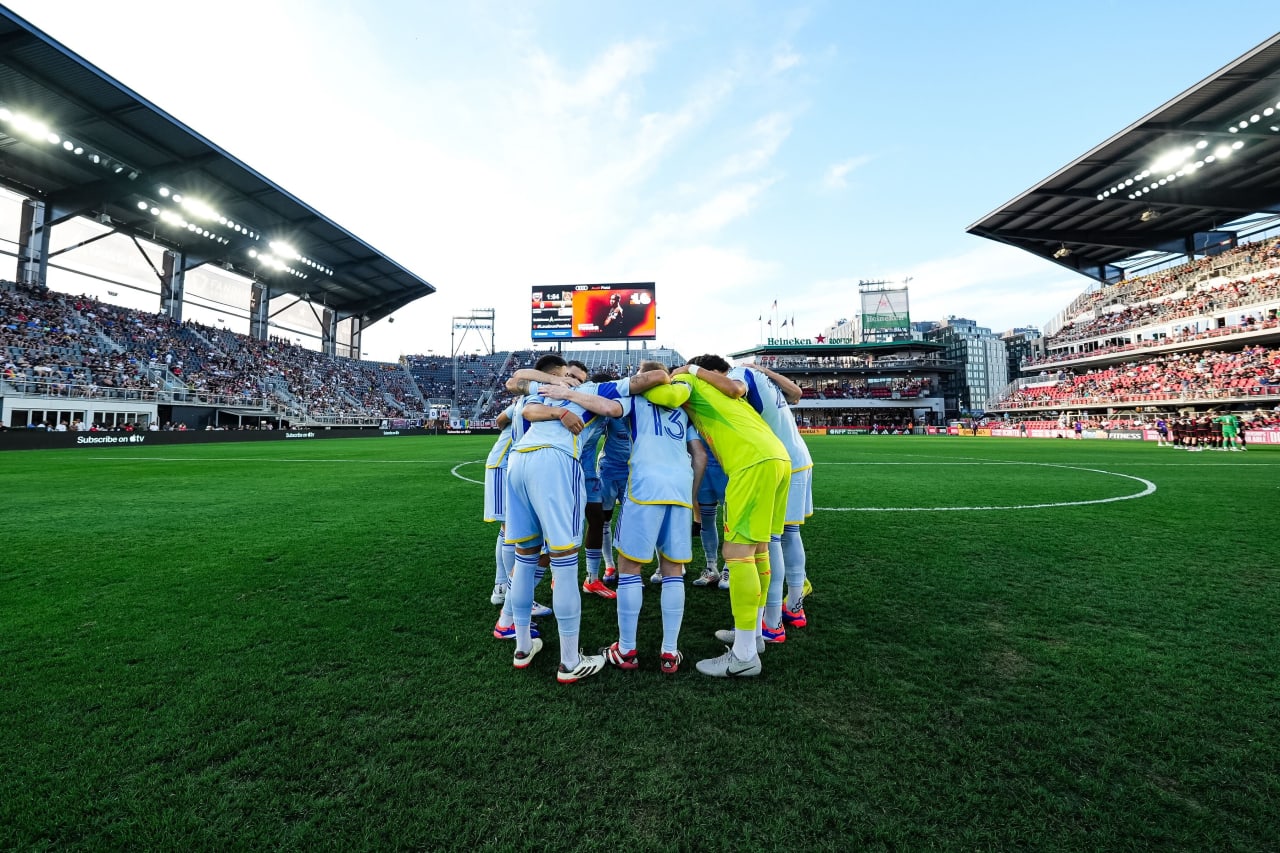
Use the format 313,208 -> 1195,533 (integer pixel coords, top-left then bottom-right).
530,282 -> 657,341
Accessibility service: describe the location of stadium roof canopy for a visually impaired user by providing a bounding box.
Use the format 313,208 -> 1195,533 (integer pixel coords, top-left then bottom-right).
0,7 -> 433,324
968,33 -> 1280,285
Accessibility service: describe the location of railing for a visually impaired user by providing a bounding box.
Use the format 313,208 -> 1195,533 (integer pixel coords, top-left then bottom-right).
1025,318 -> 1280,370
1,375 -> 273,409
989,385 -> 1280,411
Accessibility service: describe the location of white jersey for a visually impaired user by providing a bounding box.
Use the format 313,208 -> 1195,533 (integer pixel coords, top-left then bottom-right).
617,394 -> 694,506
729,366 -> 813,472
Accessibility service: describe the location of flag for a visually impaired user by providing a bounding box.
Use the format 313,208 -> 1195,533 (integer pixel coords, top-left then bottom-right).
772,299 -> 778,310
791,315 -> 795,327
757,315 -> 762,322
780,318 -> 788,328
767,318 -> 772,326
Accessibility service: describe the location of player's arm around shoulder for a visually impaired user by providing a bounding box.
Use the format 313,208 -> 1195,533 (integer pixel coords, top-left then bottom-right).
539,383 -> 623,418
694,366 -> 747,399
505,369 -> 580,394
745,362 -> 803,404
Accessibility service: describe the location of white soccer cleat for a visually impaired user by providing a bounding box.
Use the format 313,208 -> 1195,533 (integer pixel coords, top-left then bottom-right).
717,569 -> 730,590
530,600 -> 553,618
692,568 -> 719,587
513,637 -> 543,669
695,646 -> 762,678
649,570 -> 662,584
557,650 -> 607,684
490,583 -> 507,606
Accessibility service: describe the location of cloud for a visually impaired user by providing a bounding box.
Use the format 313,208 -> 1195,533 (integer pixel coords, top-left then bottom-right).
526,39 -> 658,116
822,155 -> 873,190
720,112 -> 792,177
771,50 -> 803,74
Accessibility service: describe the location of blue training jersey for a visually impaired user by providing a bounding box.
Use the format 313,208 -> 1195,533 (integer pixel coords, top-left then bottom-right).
597,409 -> 632,480
617,394 -> 694,506
729,366 -> 813,472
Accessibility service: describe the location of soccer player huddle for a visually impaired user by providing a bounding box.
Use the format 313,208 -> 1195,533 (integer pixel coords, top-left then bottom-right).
483,353 -> 813,683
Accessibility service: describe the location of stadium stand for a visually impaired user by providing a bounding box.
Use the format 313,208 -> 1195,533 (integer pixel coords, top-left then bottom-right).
4,275 -> 690,429
987,234 -> 1280,417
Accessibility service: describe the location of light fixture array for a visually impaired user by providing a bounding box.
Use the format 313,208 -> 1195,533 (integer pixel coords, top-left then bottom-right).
1095,96 -> 1280,202
0,101 -> 140,181
0,99 -> 334,281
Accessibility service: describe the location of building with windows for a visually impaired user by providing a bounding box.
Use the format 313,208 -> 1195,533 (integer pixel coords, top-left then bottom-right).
923,318 -> 1008,417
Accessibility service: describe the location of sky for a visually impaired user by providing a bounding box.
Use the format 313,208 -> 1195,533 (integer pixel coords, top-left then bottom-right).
6,1 -> 1280,361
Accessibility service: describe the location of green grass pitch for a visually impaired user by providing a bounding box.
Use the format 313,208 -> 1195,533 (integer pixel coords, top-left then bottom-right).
2,435 -> 1277,850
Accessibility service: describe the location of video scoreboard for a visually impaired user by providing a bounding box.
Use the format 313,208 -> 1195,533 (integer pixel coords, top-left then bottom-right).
530,282 -> 656,341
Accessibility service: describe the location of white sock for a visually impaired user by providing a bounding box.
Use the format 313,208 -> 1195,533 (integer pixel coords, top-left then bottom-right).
616,574 -> 643,653
765,535 -> 784,627
660,575 -> 685,653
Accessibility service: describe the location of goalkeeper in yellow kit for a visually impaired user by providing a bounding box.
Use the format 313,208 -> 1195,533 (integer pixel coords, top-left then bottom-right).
644,354 -> 789,677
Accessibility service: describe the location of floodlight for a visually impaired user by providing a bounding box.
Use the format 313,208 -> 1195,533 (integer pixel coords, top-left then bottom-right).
1053,244 -> 1071,259
1140,209 -> 1160,222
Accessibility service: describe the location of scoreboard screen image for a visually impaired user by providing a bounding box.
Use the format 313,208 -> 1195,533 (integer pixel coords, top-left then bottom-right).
530,283 -> 656,341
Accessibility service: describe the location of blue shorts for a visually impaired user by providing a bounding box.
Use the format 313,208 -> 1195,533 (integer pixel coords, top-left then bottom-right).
600,473 -> 628,511
584,476 -> 602,504
698,465 -> 728,505
504,448 -> 585,551
786,467 -> 814,525
614,499 -> 693,564
483,465 -> 506,522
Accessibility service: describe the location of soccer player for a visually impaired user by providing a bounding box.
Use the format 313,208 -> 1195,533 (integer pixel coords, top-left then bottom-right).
690,429 -> 729,589
596,402 -> 632,583
647,355 -> 789,678
730,362 -> 813,642
484,406 -> 518,606
1216,411 -> 1243,451
579,370 -> 620,600
541,361 -> 705,674
489,355 -> 577,637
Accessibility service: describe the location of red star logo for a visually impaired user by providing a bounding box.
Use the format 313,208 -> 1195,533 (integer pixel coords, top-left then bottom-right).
815,333 -> 825,343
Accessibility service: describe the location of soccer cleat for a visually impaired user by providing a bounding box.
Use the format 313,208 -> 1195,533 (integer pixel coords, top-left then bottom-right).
513,637 -> 543,669
557,650 -> 607,684
761,621 -> 786,643
714,629 -> 765,656
650,570 -> 662,584
695,647 -> 762,678
802,577 -> 813,598
531,600 -> 553,618
490,583 -> 507,605
601,641 -> 639,670
603,566 -> 618,583
660,650 -> 683,674
717,569 -> 730,590
582,578 -> 618,599
692,568 -> 719,587
493,620 -> 539,640
782,602 -> 807,628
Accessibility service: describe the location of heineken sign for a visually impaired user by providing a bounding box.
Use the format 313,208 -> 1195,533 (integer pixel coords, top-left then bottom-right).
765,336 -> 856,346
